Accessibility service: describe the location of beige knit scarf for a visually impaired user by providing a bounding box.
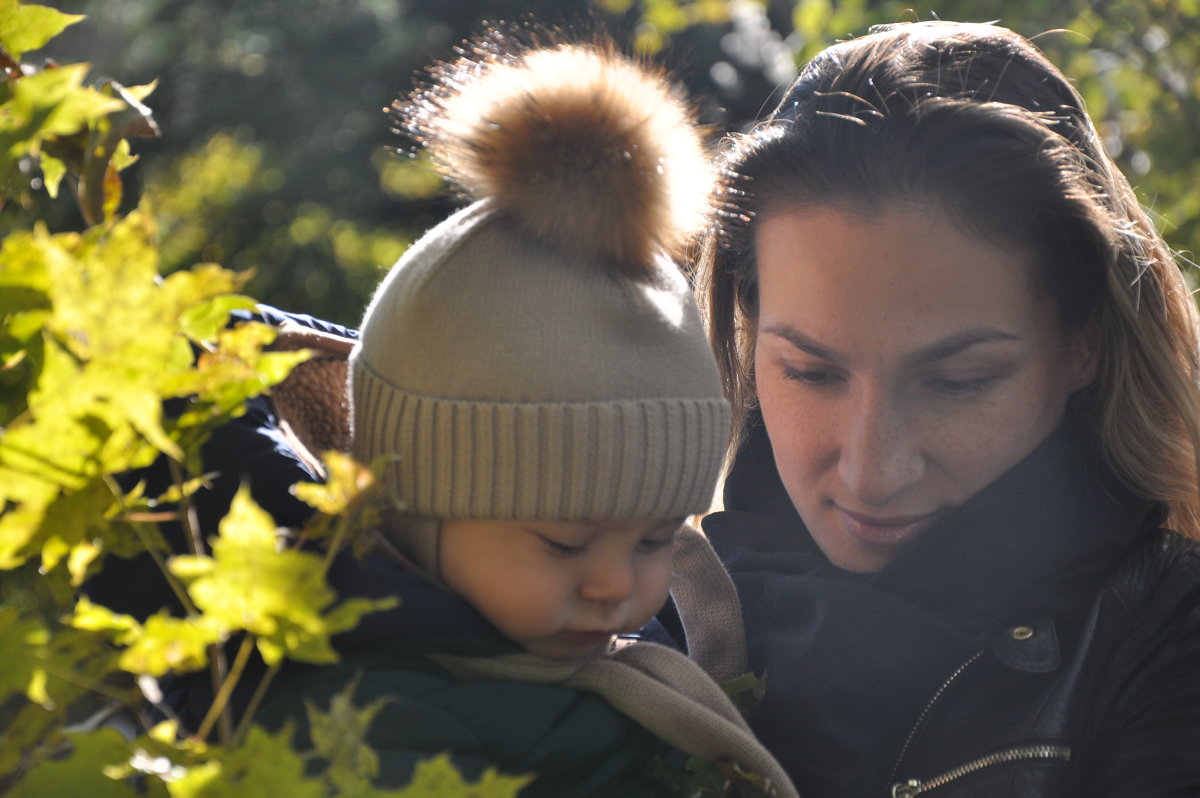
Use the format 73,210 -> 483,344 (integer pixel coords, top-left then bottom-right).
427,525 -> 799,798
426,642 -> 797,798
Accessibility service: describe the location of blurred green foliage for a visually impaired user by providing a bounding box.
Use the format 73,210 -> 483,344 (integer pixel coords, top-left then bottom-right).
17,0 -> 1200,319
1,6 -> 533,792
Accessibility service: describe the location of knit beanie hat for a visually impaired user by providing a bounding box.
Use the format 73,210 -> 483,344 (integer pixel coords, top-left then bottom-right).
350,37 -> 729,554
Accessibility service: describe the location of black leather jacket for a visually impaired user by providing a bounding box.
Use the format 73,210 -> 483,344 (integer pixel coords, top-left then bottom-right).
704,414 -> 1200,797
887,530 -> 1200,797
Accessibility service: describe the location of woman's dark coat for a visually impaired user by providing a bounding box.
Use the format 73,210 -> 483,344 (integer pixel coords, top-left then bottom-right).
703,410 -> 1200,798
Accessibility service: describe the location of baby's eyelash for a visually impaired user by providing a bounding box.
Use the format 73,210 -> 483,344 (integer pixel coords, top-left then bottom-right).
537,535 -> 585,556
637,537 -> 673,552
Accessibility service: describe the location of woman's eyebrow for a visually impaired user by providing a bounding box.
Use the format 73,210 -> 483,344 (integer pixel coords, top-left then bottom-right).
761,323 -> 843,362
761,322 -> 1020,367
902,328 -> 1021,367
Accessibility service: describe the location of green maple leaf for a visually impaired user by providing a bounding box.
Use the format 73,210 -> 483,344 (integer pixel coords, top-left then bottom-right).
0,219 -> 52,318
119,613 -> 221,677
69,597 -> 220,678
69,595 -> 140,639
22,215 -> 262,467
0,0 -> 84,61
38,151 -> 67,197
379,754 -> 532,798
36,478 -> 120,574
0,612 -> 127,779
292,451 -> 378,517
177,294 -> 257,345
0,478 -> 58,570
0,469 -> 158,580
166,725 -> 326,798
6,728 -> 140,798
292,451 -> 390,555
164,322 -> 309,458
0,216 -> 274,573
168,486 -> 395,666
0,605 -> 51,706
0,64 -> 123,172
304,677 -> 392,794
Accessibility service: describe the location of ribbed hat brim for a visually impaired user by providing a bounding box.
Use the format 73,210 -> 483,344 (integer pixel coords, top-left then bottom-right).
352,359 -> 729,520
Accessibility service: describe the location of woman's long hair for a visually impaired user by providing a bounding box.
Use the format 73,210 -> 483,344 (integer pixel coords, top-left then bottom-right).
696,21 -> 1200,536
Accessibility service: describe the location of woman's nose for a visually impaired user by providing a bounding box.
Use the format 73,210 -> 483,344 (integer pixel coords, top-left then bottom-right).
837,388 -> 925,506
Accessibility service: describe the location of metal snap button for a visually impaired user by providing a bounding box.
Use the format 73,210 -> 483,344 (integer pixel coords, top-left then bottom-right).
1010,625 -> 1035,641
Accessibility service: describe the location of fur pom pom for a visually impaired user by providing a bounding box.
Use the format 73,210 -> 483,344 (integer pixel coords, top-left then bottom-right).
397,35 -> 713,276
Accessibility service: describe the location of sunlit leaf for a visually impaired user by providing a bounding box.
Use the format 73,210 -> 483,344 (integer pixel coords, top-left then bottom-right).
112,139 -> 142,178
292,450 -> 376,516
178,294 -> 257,344
40,153 -> 67,197
166,725 -> 326,798
7,729 -> 139,798
151,473 -> 213,507
66,538 -> 102,586
101,158 -> 123,222
380,754 -> 532,798
0,486 -> 57,570
0,476 -> 116,574
1,64 -> 124,153
0,0 -> 84,61
118,613 -> 220,677
163,323 -> 307,425
168,486 -> 394,665
122,79 -> 160,104
0,605 -> 51,706
69,596 -> 140,642
304,677 -> 392,794
69,597 -> 218,678
0,230 -> 52,312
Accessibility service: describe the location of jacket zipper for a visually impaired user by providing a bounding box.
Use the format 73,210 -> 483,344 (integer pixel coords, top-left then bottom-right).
889,743 -> 1072,797
887,649 -> 984,788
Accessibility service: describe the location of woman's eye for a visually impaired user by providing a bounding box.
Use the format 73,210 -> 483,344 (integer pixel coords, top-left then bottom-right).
782,366 -> 844,386
926,375 -> 997,396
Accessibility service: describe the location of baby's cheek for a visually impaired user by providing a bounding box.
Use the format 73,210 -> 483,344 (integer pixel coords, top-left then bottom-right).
636,568 -> 674,626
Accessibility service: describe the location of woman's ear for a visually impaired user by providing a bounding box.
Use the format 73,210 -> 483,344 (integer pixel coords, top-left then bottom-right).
1067,318 -> 1101,392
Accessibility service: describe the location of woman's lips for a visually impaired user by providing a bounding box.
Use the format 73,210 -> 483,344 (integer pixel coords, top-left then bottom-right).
835,506 -> 939,548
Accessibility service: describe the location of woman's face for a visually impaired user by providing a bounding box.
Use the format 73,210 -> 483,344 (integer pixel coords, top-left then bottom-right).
753,205 -> 1095,572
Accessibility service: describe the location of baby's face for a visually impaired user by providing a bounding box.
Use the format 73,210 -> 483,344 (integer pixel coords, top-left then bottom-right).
439,517 -> 682,660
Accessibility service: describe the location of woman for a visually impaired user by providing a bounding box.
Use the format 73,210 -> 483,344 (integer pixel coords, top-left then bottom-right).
695,20 -> 1200,798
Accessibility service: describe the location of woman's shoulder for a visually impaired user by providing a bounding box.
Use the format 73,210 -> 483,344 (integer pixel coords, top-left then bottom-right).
1084,527 -> 1200,686
1104,528 -> 1200,621
1065,529 -> 1200,796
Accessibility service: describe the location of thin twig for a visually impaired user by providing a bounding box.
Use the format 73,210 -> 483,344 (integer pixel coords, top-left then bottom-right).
232,660 -> 281,745
167,458 -> 236,743
39,663 -> 137,705
195,634 -> 254,743
168,459 -> 206,560
129,521 -> 196,616
320,512 -> 351,574
103,475 -> 197,616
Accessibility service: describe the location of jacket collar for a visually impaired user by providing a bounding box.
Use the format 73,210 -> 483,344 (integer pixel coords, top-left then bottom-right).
705,409 -> 1160,796
713,408 -> 1159,632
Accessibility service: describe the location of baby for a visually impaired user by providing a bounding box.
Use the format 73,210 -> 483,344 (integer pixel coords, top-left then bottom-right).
259,33 -> 796,798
